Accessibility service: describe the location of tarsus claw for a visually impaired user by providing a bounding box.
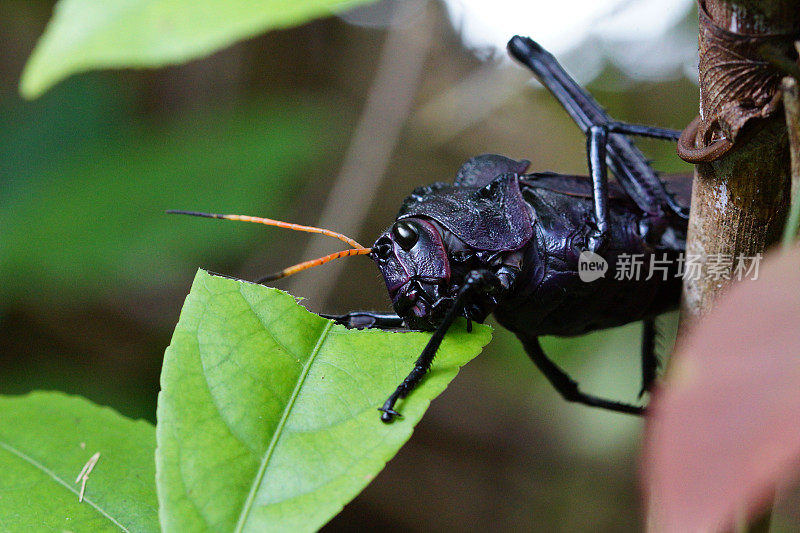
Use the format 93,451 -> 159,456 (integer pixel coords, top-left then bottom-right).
379,407 -> 402,423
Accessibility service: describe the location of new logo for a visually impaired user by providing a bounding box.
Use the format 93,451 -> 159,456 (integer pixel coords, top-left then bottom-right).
578,250 -> 608,282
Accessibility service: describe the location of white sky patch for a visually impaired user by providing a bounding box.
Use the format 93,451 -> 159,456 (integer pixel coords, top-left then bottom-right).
443,0 -> 697,82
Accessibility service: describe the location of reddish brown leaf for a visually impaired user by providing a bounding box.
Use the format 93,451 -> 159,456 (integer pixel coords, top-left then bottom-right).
643,246 -> 800,532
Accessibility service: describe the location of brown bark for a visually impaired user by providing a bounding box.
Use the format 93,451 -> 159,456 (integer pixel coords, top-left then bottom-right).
681,0 -> 797,319
782,74 -> 800,247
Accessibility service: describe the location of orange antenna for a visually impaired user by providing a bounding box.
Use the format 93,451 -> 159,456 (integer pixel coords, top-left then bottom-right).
167,210 -> 366,250
256,248 -> 373,283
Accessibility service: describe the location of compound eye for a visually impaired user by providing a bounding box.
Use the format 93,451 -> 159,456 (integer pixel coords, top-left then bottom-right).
392,221 -> 419,251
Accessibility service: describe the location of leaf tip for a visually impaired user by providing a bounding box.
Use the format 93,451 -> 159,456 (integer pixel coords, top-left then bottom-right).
18,66 -> 45,100
18,49 -> 66,100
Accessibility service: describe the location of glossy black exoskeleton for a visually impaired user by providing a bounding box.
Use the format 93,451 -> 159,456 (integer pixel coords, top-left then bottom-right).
328,36 -> 692,422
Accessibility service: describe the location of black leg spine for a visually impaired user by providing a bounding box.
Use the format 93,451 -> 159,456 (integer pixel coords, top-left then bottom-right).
379,270 -> 500,422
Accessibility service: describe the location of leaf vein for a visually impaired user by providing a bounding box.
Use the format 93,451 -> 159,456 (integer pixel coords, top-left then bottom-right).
233,319 -> 334,532
0,440 -> 130,532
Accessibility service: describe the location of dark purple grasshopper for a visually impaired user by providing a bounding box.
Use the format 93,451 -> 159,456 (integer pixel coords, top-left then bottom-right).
328,36 -> 691,421
171,36 -> 691,423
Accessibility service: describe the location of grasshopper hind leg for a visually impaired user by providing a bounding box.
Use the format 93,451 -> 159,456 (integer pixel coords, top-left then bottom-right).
517,332 -> 645,416
640,318 -> 658,398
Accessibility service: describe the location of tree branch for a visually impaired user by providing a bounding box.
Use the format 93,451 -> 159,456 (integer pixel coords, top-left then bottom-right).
782,73 -> 800,247
680,0 -> 797,319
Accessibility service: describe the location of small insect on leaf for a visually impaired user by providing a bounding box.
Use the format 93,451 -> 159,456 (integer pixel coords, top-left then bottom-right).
74,452 -> 101,503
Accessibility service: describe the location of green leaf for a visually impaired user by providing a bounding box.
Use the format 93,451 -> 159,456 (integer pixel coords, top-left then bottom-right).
157,269 -> 491,532
20,0 -> 378,98
0,391 -> 157,532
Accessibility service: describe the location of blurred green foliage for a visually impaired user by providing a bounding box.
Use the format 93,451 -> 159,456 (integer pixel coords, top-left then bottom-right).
0,89 -> 338,304
20,0 -> 379,98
